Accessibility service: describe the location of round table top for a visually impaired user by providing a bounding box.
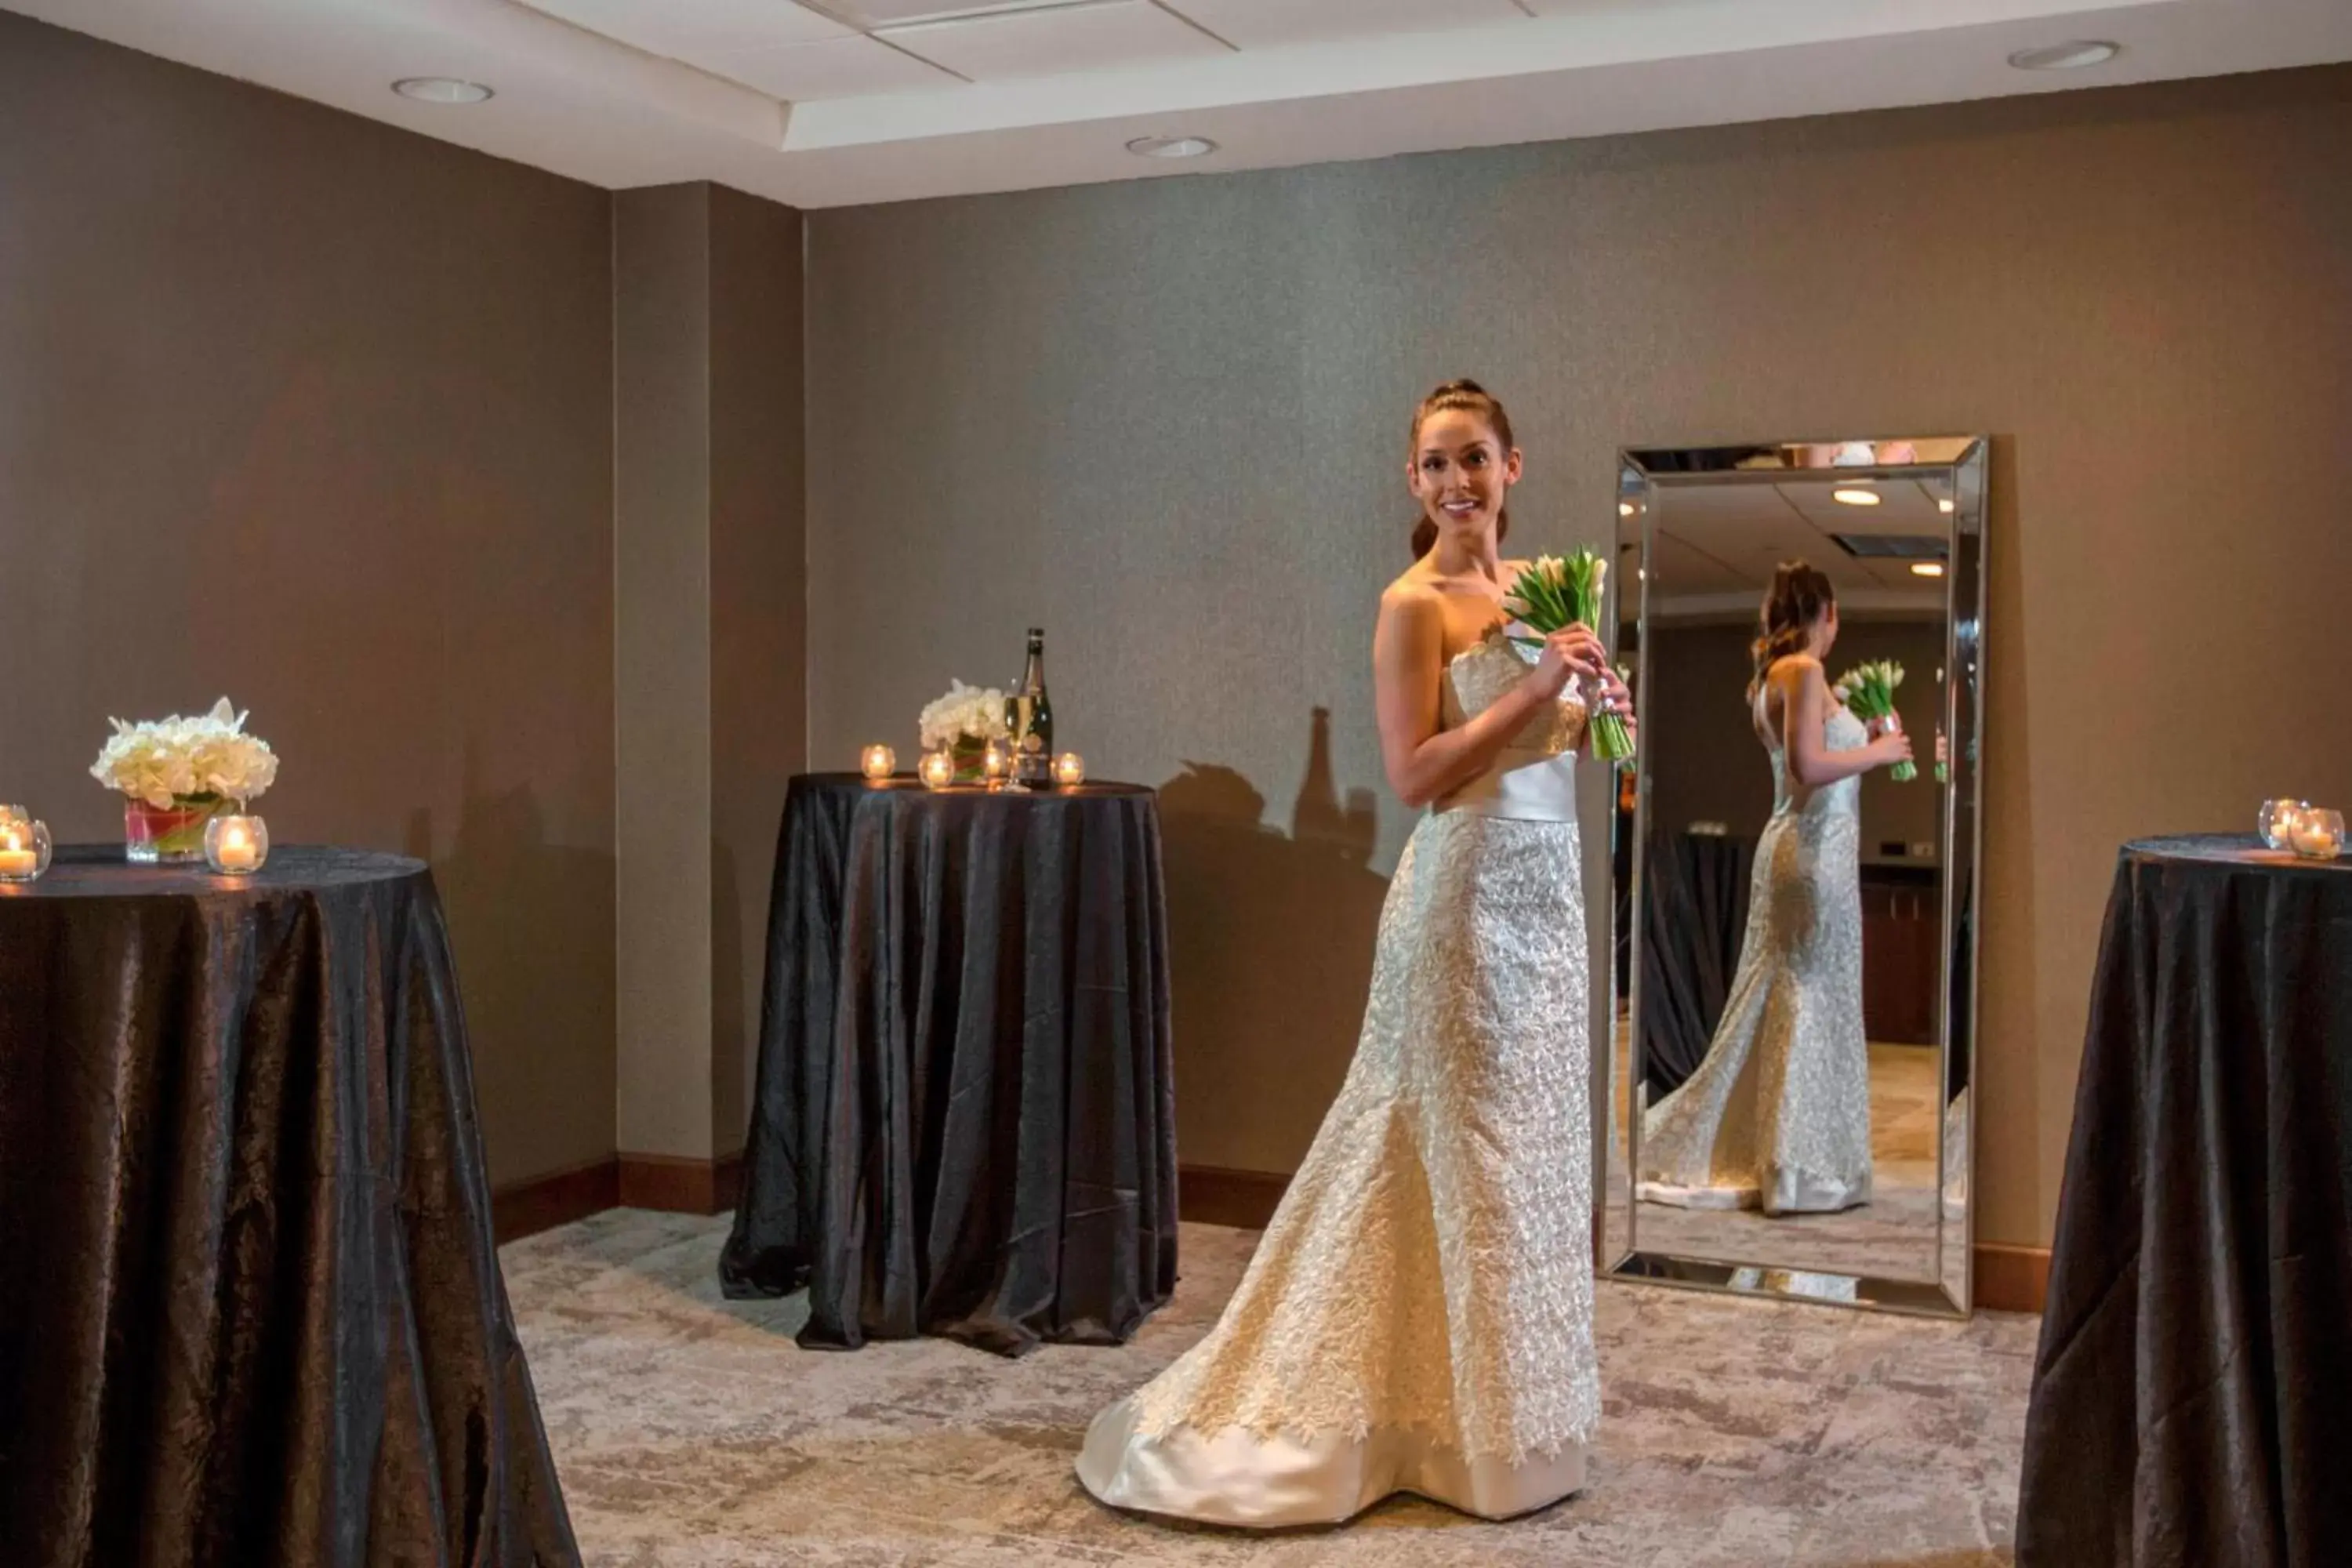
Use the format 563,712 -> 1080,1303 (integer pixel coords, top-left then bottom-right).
0,844 -> 428,902
2124,833 -> 2350,874
802,771 -> 1153,800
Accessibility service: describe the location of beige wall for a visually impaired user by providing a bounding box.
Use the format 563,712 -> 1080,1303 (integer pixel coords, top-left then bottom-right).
708,186 -> 808,1152
613,182 -> 810,1163
805,67 -> 2352,1248
0,10 -> 618,1186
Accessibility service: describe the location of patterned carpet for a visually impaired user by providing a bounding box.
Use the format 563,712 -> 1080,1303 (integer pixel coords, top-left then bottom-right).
503,1211 -> 2037,1567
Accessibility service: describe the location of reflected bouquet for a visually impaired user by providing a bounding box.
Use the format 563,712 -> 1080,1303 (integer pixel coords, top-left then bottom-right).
1834,660 -> 1914,781
1503,550 -> 1635,764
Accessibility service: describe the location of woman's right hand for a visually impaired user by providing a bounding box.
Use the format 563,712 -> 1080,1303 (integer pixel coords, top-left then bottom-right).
1525,625 -> 1607,700
1871,730 -> 1915,771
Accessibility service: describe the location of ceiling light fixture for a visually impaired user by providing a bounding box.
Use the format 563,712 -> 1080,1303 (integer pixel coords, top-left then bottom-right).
1126,135 -> 1216,160
1938,498 -> 1956,514
1618,501 -> 1635,517
393,78 -> 494,104
1831,488 -> 1882,506
1911,562 -> 1947,578
2007,40 -> 2120,71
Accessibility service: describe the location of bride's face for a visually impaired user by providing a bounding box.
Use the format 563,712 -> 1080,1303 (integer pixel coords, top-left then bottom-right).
1409,409 -> 1520,545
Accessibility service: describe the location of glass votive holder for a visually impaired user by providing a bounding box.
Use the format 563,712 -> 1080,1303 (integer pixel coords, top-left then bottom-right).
981,738 -> 1013,789
2260,798 -> 2309,851
2288,807 -> 2343,862
918,750 -> 955,791
1053,752 -> 1087,788
861,743 -> 896,782
204,814 -> 270,875
0,811 -> 53,884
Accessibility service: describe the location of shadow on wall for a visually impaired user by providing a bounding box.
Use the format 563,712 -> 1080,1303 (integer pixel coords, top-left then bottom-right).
405,745 -> 616,1189
1156,707 -> 1389,1173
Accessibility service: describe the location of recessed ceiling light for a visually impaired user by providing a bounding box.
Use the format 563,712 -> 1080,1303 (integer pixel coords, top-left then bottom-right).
1911,562 -> 1947,578
1938,498 -> 1955,514
1126,135 -> 1216,160
1832,488 -> 1882,506
393,78 -> 493,105
2008,40 -> 2120,71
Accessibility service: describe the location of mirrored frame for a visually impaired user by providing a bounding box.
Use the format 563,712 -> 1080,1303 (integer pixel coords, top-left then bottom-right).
1602,436 -> 1987,1319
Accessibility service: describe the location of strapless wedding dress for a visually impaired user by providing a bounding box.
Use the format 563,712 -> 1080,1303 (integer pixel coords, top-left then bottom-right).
1076,630 -> 1599,1527
1638,706 -> 1874,1215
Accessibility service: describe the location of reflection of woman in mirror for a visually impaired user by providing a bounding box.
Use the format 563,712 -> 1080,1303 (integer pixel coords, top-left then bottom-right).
1637,563 -> 1911,1215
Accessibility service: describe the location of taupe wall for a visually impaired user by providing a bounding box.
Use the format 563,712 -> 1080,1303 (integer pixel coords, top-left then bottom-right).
708,186 -> 808,1150
806,67 -> 2352,1248
0,11 -> 618,1186
614,181 -> 808,1163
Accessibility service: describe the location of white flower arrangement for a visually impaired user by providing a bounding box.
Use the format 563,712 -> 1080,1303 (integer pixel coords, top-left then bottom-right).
917,680 -> 1011,753
90,697 -> 281,808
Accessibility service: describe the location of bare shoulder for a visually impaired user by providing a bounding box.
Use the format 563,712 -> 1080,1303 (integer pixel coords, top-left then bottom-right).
1769,652 -> 1824,685
1379,571 -> 1445,622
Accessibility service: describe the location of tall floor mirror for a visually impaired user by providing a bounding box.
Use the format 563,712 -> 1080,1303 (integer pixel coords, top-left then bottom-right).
1602,437 -> 1986,1316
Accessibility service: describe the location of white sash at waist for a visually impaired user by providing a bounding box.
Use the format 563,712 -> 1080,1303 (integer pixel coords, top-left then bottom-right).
1432,748 -> 1577,823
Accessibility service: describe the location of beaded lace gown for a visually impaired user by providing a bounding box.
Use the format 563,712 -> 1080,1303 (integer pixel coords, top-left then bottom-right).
1076,628 -> 1599,1528
1636,696 -> 1873,1215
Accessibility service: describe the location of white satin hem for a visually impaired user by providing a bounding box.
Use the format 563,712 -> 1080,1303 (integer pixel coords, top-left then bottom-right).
1637,1168 -> 1869,1216
1075,1398 -> 1587,1528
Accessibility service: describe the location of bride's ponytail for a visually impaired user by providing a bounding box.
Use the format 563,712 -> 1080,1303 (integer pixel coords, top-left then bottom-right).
1749,561 -> 1835,698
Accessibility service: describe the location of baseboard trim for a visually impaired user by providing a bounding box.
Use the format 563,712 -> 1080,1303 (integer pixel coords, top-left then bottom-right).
617,1150 -> 746,1215
1178,1163 -> 2050,1315
1177,1164 -> 1289,1230
493,1150 -> 745,1243
1973,1241 -> 2051,1315
492,1156 -> 619,1243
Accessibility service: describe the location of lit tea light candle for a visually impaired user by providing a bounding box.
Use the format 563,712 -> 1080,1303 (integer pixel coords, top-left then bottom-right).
981,738 -> 1012,788
861,744 -> 896,782
2260,798 -> 2308,850
2289,808 -> 2343,862
205,815 -> 268,874
919,750 -> 955,791
0,826 -> 38,880
1053,753 -> 1087,788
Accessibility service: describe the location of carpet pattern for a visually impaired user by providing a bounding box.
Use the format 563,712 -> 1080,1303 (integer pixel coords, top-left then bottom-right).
503,1211 -> 2034,1566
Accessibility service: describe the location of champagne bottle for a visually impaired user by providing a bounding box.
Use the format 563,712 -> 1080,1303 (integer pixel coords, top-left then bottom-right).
1008,627 -> 1053,786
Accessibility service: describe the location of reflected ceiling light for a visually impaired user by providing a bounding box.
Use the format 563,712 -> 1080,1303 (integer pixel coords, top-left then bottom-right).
1831,488 -> 1882,506
1938,498 -> 1956,514
393,78 -> 493,104
1618,501 -> 1635,517
1911,562 -> 1947,578
2008,40 -> 2119,71
1126,135 -> 1216,159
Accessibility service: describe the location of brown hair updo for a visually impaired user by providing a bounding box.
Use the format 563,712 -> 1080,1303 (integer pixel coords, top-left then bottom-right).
1749,561 -> 1835,699
1407,379 -> 1515,559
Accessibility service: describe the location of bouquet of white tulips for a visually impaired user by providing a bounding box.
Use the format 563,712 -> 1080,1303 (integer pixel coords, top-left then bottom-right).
1834,660 -> 1914,781
1502,550 -> 1635,764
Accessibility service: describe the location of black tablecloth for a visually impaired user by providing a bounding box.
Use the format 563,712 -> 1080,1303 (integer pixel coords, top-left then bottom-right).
1640,831 -> 1756,1098
720,775 -> 1178,1357
2017,835 -> 2352,1567
0,847 -> 577,1568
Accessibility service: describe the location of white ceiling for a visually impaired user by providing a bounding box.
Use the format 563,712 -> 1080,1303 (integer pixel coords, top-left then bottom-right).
1634,476 -> 1955,622
13,0 -> 2352,208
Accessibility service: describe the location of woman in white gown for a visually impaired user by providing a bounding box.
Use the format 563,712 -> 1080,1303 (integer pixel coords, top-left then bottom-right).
1077,380 -> 1635,1529
1635,564 -> 1911,1216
